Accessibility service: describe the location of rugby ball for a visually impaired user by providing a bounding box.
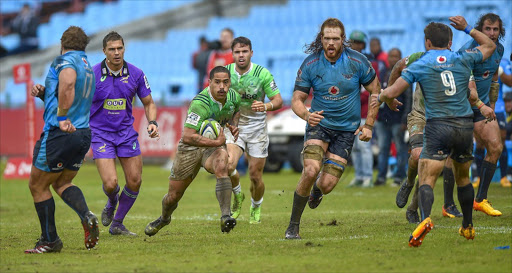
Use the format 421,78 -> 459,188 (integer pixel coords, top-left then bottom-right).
199,119 -> 221,140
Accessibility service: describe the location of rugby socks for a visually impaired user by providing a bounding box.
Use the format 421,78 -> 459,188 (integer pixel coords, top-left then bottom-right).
34,197 -> 58,242
289,191 -> 308,224
251,197 -> 263,208
407,158 -> 418,187
474,148 -> 485,180
443,167 -> 455,206
161,194 -> 178,221
476,160 -> 497,202
457,184 -> 474,228
112,186 -> 139,226
103,184 -> 120,210
418,184 -> 434,221
407,180 -> 419,211
61,185 -> 89,220
499,149 -> 508,179
232,184 -> 242,195
216,177 -> 232,216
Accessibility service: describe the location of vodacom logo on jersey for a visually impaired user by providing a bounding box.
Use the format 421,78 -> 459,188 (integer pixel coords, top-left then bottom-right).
436,56 -> 447,64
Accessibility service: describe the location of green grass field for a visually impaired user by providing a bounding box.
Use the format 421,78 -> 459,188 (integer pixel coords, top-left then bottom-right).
0,162 -> 510,272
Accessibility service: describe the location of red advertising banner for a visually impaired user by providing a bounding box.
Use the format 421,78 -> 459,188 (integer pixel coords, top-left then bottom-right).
3,157 -> 32,179
12,63 -> 31,84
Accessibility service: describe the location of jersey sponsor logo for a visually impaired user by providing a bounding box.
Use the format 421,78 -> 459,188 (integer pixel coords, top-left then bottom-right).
436,56 -> 447,64
82,57 -> 88,66
296,69 -> 303,82
144,75 -> 150,89
348,56 -> 361,64
270,79 -> 278,91
52,162 -> 64,171
72,162 -> 83,168
342,73 -> 353,80
482,70 -> 490,79
103,98 -> 127,110
322,95 -> 348,101
404,56 -> 410,66
328,86 -> 340,95
306,58 -> 319,66
132,141 -> 137,150
186,112 -> 200,126
120,75 -> 130,83
465,48 -> 478,54
97,143 -> 106,152
469,75 -> 475,81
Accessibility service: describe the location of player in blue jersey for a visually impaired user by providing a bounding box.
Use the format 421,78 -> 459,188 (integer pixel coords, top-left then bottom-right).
25,26 -> 99,253
284,18 -> 382,239
456,13 -> 505,216
377,16 -> 496,247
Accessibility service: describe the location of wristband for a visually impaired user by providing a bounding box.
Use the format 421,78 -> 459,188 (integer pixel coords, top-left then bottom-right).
476,100 -> 485,109
57,116 -> 67,121
377,94 -> 382,103
264,104 -> 267,111
148,120 -> 158,127
363,124 -> 373,130
269,101 -> 274,110
464,25 -> 473,34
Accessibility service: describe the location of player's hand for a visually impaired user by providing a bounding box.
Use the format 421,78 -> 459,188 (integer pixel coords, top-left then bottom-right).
449,16 -> 468,31
370,94 -> 382,108
354,127 -> 372,142
59,119 -> 76,133
31,84 -> 45,97
214,127 -> 226,146
147,124 -> 160,139
307,110 -> 324,127
226,123 -> 239,142
479,105 -> 496,123
251,100 -> 265,112
386,98 -> 403,112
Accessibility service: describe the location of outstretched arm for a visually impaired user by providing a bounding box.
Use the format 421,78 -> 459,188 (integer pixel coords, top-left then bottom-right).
449,15 -> 496,61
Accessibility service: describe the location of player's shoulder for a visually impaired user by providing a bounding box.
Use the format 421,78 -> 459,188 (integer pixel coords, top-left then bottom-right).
251,63 -> 271,77
301,52 -> 321,68
405,52 -> 425,66
345,48 -> 369,64
228,88 -> 241,101
458,39 -> 478,52
125,61 -> 144,76
496,42 -> 504,55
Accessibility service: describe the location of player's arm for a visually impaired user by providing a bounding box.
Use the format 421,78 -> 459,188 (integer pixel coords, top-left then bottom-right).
469,81 -> 496,121
291,90 -> 323,127
388,58 -> 407,86
140,94 -> 159,138
488,67 -> 500,107
252,93 -> 283,112
227,111 -> 240,141
449,16 -> 496,61
501,72 -> 512,86
377,77 -> 408,111
362,77 -> 381,129
31,84 -> 45,101
182,126 -> 225,147
57,67 -> 77,133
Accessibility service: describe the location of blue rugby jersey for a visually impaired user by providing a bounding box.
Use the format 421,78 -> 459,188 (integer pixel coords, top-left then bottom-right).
401,48 -> 483,120
294,48 -> 376,131
43,51 -> 95,131
459,40 -> 504,105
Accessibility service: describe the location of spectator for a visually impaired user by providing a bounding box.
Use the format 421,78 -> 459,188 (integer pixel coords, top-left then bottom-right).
202,28 -> 234,88
495,58 -> 512,187
504,92 -> 512,141
9,4 -> 39,55
370,37 -> 389,68
373,48 -> 411,187
192,36 -> 210,92
347,30 -> 373,187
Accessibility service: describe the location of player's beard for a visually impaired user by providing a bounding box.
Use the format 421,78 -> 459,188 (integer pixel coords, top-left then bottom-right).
324,45 -> 342,61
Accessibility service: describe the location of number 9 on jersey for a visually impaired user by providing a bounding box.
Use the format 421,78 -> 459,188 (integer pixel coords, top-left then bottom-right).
200,119 -> 221,140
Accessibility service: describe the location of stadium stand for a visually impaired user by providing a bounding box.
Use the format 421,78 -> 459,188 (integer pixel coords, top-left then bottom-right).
1,0 -> 511,107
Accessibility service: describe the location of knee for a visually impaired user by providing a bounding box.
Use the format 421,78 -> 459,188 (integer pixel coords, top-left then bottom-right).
489,141 -> 503,157
303,164 -> 320,180
249,172 -> 263,186
103,176 -> 119,191
410,150 -> 421,165
213,155 -> 229,176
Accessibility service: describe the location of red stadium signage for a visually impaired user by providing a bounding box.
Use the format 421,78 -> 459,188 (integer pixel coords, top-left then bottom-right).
12,63 -> 31,84
3,157 -> 31,179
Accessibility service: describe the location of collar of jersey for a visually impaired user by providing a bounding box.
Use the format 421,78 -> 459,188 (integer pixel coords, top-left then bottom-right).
320,49 -> 343,66
233,62 -> 253,77
101,59 -> 130,77
208,87 -> 225,109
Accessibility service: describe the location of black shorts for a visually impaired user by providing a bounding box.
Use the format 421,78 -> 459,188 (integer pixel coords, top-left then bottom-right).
496,112 -> 506,130
420,118 -> 474,163
33,127 -> 91,172
408,133 -> 423,151
305,124 -> 355,160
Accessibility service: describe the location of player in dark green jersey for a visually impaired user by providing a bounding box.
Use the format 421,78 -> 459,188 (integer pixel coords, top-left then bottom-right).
145,66 -> 242,236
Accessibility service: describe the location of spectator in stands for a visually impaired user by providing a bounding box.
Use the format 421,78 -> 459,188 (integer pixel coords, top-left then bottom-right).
505,92 -> 512,141
8,4 -> 39,55
202,28 -> 234,88
347,30 -> 373,187
370,37 -> 389,68
373,48 -> 411,187
496,58 -> 512,187
192,36 -> 210,92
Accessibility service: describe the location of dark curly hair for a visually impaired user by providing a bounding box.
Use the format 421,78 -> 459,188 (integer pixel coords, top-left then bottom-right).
424,22 -> 452,48
475,13 -> 505,41
304,18 -> 349,54
61,26 -> 89,51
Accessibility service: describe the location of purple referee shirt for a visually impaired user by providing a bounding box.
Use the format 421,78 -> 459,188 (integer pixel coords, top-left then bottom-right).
90,60 -> 151,132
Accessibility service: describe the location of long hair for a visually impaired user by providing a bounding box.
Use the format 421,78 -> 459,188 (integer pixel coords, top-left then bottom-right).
475,13 -> 505,41
61,26 -> 89,51
304,18 -> 349,54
